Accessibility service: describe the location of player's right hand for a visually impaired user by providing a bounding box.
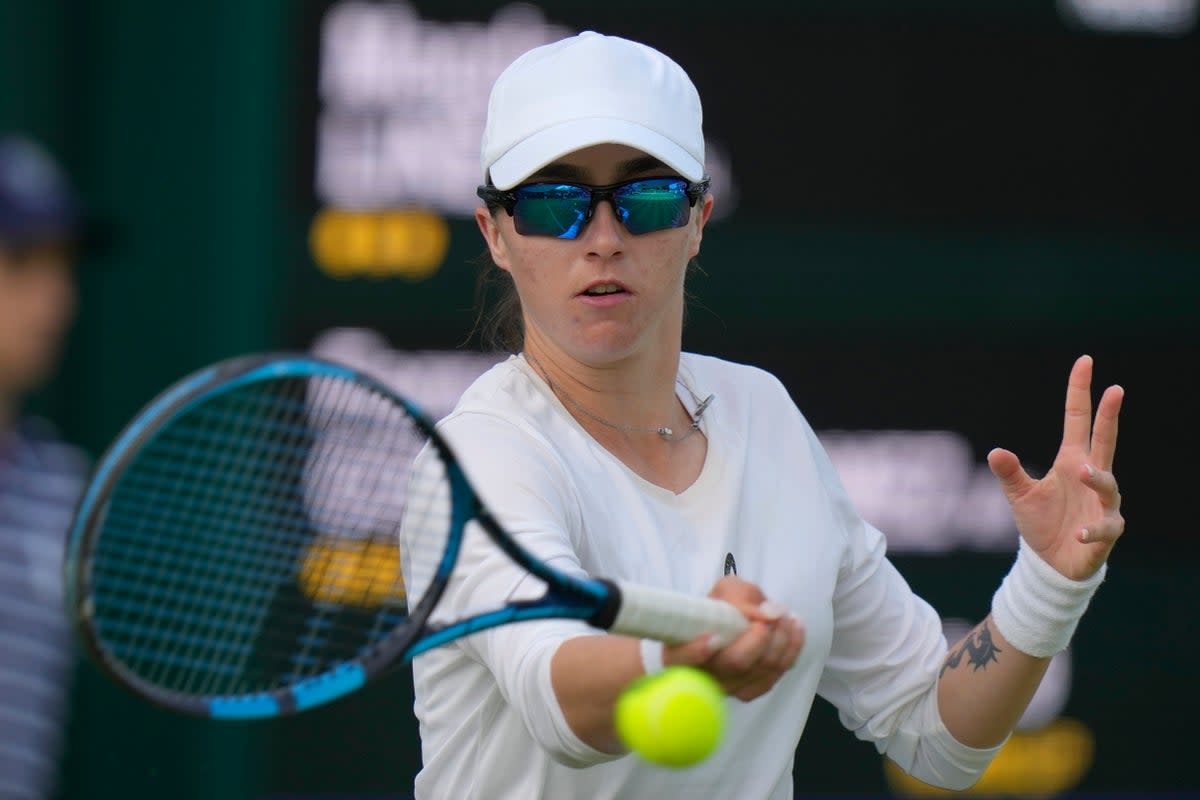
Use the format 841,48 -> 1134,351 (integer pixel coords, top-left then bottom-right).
664,576 -> 804,701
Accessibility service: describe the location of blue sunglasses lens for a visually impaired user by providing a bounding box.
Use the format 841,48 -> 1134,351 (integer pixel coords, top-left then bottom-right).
613,179 -> 693,235
511,178 -> 695,239
511,184 -> 592,238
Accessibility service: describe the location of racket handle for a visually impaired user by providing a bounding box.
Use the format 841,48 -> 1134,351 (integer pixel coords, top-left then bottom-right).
607,580 -> 750,646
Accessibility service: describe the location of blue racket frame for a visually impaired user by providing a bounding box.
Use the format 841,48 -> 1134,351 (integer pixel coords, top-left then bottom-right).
66,354 -> 619,719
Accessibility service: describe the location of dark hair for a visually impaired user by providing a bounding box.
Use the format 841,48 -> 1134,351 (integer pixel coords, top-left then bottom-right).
470,249 -> 525,354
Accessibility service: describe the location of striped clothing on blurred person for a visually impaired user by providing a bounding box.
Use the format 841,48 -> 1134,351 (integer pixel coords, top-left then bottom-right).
0,418 -> 87,800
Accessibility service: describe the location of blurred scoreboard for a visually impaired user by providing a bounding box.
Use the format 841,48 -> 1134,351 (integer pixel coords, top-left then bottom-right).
293,0 -> 1198,333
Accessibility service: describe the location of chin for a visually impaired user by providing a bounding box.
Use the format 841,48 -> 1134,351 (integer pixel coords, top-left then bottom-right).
572,339 -> 641,366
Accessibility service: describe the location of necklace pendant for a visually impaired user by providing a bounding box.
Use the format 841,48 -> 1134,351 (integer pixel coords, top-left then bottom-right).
656,427 -> 673,438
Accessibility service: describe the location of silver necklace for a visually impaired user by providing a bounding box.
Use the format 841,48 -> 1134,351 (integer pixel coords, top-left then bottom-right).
523,351 -> 714,442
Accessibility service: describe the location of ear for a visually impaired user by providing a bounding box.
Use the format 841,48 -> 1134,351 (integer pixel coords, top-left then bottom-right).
686,193 -> 715,259
475,206 -> 513,272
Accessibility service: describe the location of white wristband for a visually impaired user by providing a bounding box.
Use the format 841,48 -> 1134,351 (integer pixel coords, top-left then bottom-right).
991,537 -> 1107,658
639,638 -> 665,676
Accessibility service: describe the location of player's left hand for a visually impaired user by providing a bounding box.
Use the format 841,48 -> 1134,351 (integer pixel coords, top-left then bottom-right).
987,354 -> 1125,581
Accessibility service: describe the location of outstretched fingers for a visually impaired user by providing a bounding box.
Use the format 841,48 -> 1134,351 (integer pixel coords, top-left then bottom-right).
1081,463 -> 1121,507
1062,354 -> 1095,452
987,447 -> 1032,500
1079,514 -> 1125,545
1088,384 -> 1124,472
1078,463 -> 1125,545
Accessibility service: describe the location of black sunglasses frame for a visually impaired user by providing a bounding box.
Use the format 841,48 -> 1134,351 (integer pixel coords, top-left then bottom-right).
476,176 -> 711,236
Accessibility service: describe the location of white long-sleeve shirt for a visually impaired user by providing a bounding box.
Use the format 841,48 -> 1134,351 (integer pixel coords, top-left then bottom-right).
403,353 -> 999,799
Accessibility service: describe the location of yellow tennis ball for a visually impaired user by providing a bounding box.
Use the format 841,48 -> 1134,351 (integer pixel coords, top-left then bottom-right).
614,665 -> 726,767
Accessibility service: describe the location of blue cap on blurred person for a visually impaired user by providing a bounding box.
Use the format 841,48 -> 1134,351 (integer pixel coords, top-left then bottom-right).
0,134 -> 82,246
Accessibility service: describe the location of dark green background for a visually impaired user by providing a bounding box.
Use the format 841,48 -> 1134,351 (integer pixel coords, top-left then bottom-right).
2,1 -> 1196,797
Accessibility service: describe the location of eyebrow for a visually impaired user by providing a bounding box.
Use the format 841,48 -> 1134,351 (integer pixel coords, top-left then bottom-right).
527,155 -> 672,184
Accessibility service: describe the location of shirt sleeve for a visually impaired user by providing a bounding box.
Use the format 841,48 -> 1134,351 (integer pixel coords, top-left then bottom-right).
806,424 -> 1004,790
403,410 -> 624,768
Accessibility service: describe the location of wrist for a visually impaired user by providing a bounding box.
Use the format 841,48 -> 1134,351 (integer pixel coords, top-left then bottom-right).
991,537 -> 1106,658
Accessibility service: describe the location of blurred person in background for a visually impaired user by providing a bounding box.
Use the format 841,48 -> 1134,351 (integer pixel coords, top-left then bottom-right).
0,134 -> 89,800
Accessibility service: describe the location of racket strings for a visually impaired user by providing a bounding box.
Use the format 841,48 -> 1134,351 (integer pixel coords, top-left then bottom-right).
108,377 -> 349,692
198,377 -> 317,696
88,373 -> 436,698
158,377 -> 299,695
286,376 -> 413,683
396,444 -> 455,614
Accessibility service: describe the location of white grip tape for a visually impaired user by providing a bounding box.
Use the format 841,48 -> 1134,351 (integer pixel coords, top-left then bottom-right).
609,580 -> 749,645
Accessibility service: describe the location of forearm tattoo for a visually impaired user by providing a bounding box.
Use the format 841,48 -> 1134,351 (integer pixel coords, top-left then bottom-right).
940,620 -> 1002,677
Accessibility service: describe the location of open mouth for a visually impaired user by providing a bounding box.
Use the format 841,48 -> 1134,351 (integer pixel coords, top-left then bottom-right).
582,283 -> 626,296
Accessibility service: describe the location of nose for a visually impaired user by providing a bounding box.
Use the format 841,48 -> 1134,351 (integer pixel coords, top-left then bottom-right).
582,197 -> 624,257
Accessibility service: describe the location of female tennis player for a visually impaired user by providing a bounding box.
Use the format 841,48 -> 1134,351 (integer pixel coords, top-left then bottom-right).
401,31 -> 1125,799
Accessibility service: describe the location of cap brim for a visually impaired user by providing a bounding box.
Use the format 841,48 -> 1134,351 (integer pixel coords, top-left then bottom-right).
488,117 -> 704,190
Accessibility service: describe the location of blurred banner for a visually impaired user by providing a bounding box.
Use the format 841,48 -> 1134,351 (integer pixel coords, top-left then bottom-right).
0,1 -> 1194,798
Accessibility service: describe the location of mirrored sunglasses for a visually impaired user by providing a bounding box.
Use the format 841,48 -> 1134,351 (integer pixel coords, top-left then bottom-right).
477,176 -> 710,239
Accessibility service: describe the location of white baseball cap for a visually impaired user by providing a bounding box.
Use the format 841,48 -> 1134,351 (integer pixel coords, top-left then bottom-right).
481,31 -> 705,190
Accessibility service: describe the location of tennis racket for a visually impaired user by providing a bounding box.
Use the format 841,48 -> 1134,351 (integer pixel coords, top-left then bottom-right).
65,353 -> 748,719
